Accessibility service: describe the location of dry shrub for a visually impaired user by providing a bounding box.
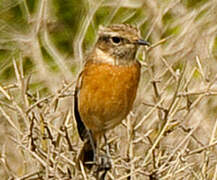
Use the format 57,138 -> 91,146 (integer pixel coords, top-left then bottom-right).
0,0 -> 217,179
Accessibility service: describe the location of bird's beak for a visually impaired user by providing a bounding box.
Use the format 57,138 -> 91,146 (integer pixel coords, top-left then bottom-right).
137,39 -> 150,46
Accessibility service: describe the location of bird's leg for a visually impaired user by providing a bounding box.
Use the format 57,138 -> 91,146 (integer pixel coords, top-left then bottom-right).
96,134 -> 111,179
103,134 -> 111,171
104,134 -> 111,158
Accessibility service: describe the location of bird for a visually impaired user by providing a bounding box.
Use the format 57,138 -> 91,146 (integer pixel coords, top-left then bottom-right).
74,24 -> 150,171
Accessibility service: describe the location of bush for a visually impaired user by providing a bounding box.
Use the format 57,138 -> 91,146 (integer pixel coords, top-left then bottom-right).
0,0 -> 217,179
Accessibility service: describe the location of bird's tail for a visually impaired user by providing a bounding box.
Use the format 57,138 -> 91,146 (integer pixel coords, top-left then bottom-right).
78,139 -> 95,169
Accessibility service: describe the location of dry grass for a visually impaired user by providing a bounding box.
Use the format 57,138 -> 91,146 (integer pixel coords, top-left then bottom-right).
0,0 -> 217,179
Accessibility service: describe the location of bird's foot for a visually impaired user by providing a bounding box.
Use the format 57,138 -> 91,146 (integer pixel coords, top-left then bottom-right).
96,154 -> 111,172
93,154 -> 111,180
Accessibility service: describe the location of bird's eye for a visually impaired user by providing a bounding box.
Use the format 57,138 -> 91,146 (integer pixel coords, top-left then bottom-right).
111,36 -> 121,44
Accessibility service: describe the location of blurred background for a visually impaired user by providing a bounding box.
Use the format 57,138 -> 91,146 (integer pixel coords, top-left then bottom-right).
0,0 -> 217,179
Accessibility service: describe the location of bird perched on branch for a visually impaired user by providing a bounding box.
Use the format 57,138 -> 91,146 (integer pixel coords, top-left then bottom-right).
74,24 -> 150,172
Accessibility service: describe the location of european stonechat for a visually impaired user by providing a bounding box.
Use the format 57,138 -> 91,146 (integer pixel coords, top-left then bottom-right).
74,24 -> 150,172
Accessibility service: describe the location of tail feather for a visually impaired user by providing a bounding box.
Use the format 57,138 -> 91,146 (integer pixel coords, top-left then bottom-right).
78,139 -> 95,169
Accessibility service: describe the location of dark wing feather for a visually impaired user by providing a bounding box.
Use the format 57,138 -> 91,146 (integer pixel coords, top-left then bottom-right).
75,72 -> 94,169
74,72 -> 88,141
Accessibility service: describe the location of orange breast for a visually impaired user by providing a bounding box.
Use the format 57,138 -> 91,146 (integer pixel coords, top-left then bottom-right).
78,61 -> 141,133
